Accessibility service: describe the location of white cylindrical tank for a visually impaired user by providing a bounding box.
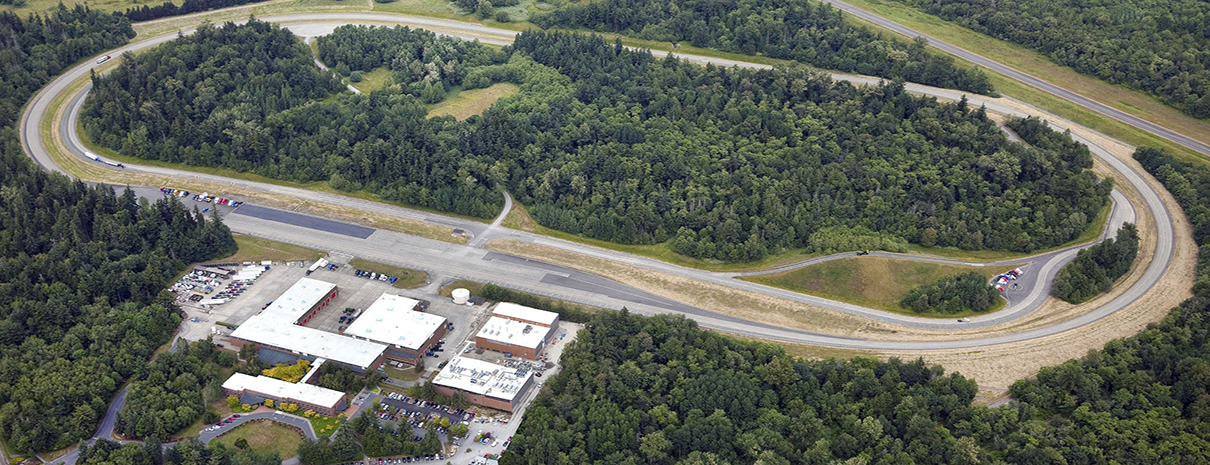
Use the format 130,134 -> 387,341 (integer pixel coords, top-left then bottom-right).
452,288 -> 470,305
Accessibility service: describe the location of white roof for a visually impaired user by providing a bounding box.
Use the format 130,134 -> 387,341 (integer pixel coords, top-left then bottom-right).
345,294 -> 446,350
433,356 -> 531,401
231,315 -> 386,369
222,372 -> 345,408
492,302 -> 558,326
476,316 -> 550,350
259,278 -> 336,324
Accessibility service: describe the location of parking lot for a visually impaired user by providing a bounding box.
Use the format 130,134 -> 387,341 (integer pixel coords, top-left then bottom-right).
178,259 -> 481,350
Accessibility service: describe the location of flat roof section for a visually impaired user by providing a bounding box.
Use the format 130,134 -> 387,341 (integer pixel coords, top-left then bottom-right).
345,294 -> 446,351
476,316 -> 550,350
492,302 -> 558,326
222,372 -> 345,408
231,316 -> 386,368
259,278 -> 337,324
433,356 -> 531,402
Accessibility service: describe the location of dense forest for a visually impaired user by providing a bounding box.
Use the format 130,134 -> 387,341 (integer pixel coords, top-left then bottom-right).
0,5 -> 237,454
118,0 -> 270,22
77,437 -> 279,465
1051,223 -> 1139,303
531,0 -> 994,94
116,338 -> 235,440
0,7 -> 134,128
900,271 -> 998,314
506,310 -> 986,463
504,292 -> 1210,464
85,24 -> 1108,262
894,0 -> 1210,118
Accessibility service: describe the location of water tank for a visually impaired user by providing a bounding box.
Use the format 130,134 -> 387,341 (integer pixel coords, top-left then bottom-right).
452,288 -> 470,305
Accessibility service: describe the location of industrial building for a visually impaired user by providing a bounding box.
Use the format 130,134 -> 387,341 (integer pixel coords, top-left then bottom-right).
432,356 -> 535,412
474,303 -> 559,360
222,372 -> 347,416
229,278 -> 389,373
344,294 -> 448,365
492,302 -> 560,332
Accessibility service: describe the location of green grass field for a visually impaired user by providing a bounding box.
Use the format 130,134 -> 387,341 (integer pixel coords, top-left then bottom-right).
427,83 -> 520,120
743,256 -> 1009,318
212,420 -> 304,460
349,67 -> 393,93
348,257 -> 428,289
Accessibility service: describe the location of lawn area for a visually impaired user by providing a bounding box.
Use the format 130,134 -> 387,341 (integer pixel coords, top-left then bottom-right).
223,234 -> 325,263
348,258 -> 427,289
349,67 -> 393,93
307,413 -> 343,440
743,256 -> 1010,318
384,365 -> 421,382
427,83 -> 520,120
212,420 -> 305,460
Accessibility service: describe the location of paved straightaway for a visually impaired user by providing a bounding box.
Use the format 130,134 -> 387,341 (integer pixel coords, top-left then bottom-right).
819,0 -> 1210,158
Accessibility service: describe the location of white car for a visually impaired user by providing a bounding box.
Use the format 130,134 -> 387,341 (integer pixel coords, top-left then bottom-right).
96,55 -> 111,64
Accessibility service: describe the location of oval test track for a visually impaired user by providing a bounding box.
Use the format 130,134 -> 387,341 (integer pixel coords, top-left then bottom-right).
20,14 -> 1177,352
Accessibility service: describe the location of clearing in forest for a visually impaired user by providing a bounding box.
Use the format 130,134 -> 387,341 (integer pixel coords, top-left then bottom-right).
427,83 -> 519,120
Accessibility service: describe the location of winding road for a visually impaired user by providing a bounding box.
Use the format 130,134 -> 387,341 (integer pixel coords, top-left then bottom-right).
20,13 -> 1176,349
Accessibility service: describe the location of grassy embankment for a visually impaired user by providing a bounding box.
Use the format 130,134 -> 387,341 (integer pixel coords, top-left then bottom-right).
743,256 -> 1011,318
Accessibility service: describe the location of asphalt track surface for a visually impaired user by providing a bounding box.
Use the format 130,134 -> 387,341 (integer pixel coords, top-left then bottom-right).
233,204 -> 375,239
20,15 -> 1176,349
819,0 -> 1210,158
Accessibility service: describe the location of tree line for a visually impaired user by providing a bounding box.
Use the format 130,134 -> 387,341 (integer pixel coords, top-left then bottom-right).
0,5 -> 237,454
530,0 -> 995,94
118,0 -> 270,23
77,437 -> 279,465
893,0 -> 1210,118
900,271 -> 999,314
86,24 -> 1108,262
1051,223 -> 1139,303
